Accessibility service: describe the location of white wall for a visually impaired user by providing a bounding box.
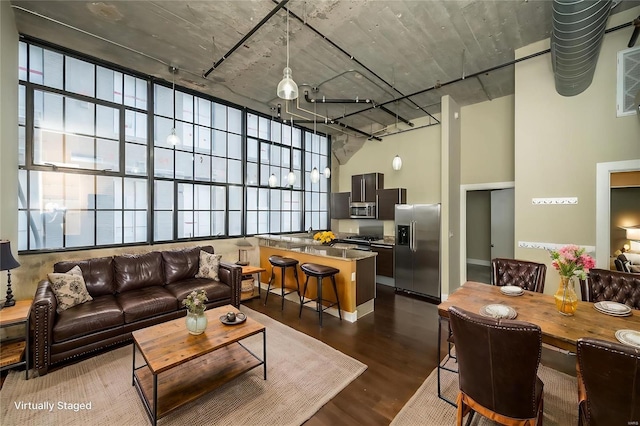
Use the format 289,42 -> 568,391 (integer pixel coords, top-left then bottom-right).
514,6 -> 640,293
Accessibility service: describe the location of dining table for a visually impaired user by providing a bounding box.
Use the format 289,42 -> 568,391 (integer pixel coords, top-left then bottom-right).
437,281 -> 640,353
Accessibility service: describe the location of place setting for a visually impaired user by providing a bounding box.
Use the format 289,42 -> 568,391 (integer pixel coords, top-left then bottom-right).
479,304 -> 518,320
615,329 -> 640,349
499,285 -> 525,297
593,301 -> 633,317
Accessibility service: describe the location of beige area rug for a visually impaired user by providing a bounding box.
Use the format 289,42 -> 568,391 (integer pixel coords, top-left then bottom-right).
0,308 -> 366,426
391,357 -> 578,425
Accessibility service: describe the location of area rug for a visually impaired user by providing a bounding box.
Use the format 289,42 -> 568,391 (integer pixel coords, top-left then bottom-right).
391,357 -> 578,425
0,308 -> 366,426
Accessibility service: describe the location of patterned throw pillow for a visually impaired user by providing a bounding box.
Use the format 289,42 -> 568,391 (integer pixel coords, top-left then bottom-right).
195,251 -> 222,281
48,265 -> 93,313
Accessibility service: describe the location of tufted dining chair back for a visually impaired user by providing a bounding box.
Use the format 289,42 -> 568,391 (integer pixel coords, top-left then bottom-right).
577,338 -> 640,425
490,258 -> 547,293
578,268 -> 640,309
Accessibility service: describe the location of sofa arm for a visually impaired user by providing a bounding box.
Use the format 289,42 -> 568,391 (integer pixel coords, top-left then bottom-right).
31,280 -> 57,377
219,261 -> 242,308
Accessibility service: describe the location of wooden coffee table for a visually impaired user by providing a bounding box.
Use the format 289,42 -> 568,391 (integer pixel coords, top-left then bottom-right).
131,305 -> 266,425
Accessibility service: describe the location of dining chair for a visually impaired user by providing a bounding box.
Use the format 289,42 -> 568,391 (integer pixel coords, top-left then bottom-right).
491,258 -> 547,293
578,268 -> 640,309
448,306 -> 544,426
576,338 -> 640,426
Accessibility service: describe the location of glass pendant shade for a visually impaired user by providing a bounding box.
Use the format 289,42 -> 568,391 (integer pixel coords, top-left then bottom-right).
310,167 -> 320,184
392,155 -> 403,171
268,173 -> 278,188
287,171 -> 296,186
167,128 -> 180,145
323,167 -> 331,178
277,67 -> 299,100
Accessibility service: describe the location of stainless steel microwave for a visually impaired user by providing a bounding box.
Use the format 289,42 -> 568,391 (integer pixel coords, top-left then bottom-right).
350,202 -> 376,219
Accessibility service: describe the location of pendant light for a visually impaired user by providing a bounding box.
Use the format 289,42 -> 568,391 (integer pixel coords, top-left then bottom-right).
310,167 -> 320,183
392,155 -> 403,171
276,7 -> 298,100
268,139 -> 278,187
166,66 -> 181,145
287,171 -> 296,186
323,166 -> 331,178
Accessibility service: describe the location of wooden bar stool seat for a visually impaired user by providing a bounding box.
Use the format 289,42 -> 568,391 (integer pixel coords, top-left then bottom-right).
299,263 -> 342,327
265,255 -> 301,310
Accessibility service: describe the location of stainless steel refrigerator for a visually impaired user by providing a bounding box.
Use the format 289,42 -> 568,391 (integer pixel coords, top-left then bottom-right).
394,204 -> 441,300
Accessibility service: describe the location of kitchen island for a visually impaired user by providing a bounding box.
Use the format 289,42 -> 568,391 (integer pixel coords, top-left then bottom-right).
256,235 -> 377,322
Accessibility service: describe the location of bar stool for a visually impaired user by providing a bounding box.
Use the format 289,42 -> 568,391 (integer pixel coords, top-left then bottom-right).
299,263 -> 342,327
264,255 -> 301,310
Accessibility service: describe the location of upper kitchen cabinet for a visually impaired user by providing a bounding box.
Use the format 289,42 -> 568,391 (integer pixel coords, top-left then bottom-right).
331,192 -> 351,219
376,188 -> 407,220
351,173 -> 384,203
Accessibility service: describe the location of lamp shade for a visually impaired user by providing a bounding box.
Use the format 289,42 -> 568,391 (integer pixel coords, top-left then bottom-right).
627,227 -> 640,241
310,167 -> 320,183
277,67 -> 299,100
323,167 -> 331,178
287,171 -> 297,186
0,241 -> 20,271
268,173 -> 278,187
392,155 -> 403,170
166,128 -> 180,145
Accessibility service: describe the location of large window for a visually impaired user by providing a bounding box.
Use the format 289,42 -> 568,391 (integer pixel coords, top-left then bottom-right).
17,40 -> 329,252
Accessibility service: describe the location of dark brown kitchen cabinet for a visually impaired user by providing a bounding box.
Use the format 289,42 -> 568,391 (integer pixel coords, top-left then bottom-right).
351,173 -> 384,202
371,243 -> 394,278
376,188 -> 407,220
330,192 -> 351,219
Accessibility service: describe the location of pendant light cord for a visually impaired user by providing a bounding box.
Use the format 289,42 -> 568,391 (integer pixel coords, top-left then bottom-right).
286,7 -> 290,70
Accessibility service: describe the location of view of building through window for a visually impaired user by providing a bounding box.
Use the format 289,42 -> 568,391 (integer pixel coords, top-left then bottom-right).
17,40 -> 330,252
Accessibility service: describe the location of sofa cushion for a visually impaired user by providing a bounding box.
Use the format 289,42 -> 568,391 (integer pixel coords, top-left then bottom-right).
195,251 -> 222,281
162,246 -> 214,284
114,251 -> 164,293
166,277 -> 231,306
52,295 -> 123,342
54,256 -> 115,296
48,268 -> 94,313
116,286 -> 177,323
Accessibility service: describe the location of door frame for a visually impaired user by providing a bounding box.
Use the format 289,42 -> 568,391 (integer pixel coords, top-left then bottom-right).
596,159 -> 640,269
460,181 -> 515,287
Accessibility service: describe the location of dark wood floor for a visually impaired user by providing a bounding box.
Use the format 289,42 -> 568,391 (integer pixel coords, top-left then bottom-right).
243,283 -> 577,426
244,284 -> 440,425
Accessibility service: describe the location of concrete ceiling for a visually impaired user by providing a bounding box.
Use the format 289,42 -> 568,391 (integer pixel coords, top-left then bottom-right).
9,0 -> 640,163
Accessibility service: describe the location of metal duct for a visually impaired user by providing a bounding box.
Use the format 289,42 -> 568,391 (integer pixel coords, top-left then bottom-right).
551,0 -> 612,96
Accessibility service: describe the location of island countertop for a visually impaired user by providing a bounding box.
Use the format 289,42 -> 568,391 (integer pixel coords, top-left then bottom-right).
256,234 -> 377,261
256,234 -> 377,321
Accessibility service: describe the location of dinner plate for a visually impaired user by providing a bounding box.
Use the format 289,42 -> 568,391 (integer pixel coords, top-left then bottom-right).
594,301 -> 632,315
219,312 -> 247,325
615,329 -> 640,348
593,307 -> 633,317
479,304 -> 518,320
500,286 -> 524,296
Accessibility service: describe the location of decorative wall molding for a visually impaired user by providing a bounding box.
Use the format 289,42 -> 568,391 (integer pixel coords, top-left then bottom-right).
518,241 -> 596,253
531,197 -> 578,205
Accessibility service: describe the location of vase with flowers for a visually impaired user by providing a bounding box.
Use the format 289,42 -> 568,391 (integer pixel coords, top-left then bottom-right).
549,245 -> 595,316
313,231 -> 336,245
182,289 -> 208,335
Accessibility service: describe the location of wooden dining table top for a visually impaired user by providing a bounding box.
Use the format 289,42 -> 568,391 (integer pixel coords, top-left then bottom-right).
438,281 -> 640,352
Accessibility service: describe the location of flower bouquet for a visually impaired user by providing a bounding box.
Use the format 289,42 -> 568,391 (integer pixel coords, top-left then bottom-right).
313,231 -> 336,244
183,289 -> 208,314
549,245 -> 595,315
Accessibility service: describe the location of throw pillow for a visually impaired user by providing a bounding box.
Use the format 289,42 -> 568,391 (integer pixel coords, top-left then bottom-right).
48,266 -> 93,313
195,251 -> 222,281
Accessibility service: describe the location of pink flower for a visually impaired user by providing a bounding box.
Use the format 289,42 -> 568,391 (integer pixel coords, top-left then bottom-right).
579,254 -> 595,270
551,260 -> 560,270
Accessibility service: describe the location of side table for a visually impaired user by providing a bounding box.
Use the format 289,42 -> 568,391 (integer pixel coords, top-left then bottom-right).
240,265 -> 266,302
0,299 -> 32,380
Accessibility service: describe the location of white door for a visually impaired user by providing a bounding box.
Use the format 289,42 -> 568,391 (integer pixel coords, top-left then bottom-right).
491,188 -> 515,259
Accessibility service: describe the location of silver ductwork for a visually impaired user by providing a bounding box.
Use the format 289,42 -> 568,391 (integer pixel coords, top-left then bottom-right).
551,0 -> 613,97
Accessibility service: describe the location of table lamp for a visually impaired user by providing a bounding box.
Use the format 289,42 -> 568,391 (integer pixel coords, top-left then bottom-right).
0,240 -> 20,308
236,237 -> 252,266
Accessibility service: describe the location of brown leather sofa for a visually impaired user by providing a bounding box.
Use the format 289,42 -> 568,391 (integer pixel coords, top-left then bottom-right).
30,245 -> 241,376
579,268 -> 640,309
